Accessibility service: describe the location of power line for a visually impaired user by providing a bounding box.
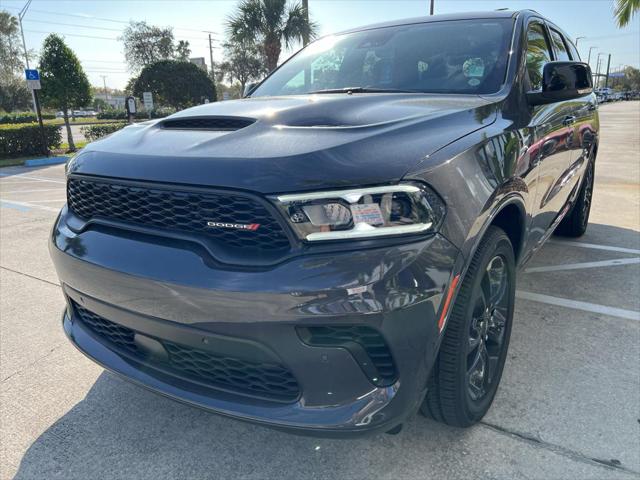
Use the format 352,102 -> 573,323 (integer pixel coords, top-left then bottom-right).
24,18 -> 123,32
8,5 -> 219,35
24,18 -> 219,42
24,29 -> 119,40
24,28 -> 213,48
80,59 -> 128,64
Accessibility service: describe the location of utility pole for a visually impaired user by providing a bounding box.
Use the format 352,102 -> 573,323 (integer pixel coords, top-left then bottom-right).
18,0 -> 37,114
604,54 -> 612,88
206,32 -> 216,79
430,0 -> 434,15
100,75 -> 109,103
302,0 -> 310,46
595,53 -> 606,89
204,31 -> 217,100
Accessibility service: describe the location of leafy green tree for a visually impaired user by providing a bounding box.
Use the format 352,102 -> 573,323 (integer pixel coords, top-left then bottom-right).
218,40 -> 269,94
0,11 -> 32,113
614,0 -> 639,26
227,0 -> 318,71
0,11 -> 25,79
122,21 -> 175,71
0,76 -> 31,112
132,60 -> 217,109
121,21 -> 194,71
175,40 -> 191,61
39,34 -> 91,151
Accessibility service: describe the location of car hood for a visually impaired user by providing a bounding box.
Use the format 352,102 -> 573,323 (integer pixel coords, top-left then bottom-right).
70,94 -> 497,193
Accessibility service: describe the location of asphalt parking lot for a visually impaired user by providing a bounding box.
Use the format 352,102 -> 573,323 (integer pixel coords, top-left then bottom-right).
1,101 -> 638,480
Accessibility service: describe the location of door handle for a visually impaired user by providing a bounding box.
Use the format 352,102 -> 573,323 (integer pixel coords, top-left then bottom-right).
563,115 -> 576,126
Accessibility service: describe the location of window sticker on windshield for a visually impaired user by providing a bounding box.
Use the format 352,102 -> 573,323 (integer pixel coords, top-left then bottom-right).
351,203 -> 385,226
468,78 -> 481,86
463,58 -> 485,77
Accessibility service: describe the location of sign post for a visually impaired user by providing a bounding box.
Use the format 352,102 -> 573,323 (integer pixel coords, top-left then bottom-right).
143,91 -> 153,119
24,69 -> 48,156
125,96 -> 137,124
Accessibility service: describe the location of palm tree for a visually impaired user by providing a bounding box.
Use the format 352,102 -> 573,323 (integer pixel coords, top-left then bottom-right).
614,0 -> 639,26
227,0 -> 317,72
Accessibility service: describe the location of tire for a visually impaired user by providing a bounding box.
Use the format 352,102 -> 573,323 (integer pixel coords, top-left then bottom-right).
555,158 -> 595,237
421,226 -> 515,427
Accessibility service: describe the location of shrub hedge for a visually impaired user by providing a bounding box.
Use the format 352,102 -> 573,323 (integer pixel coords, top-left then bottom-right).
81,122 -> 126,142
0,123 -> 62,157
97,107 -> 175,120
0,112 -> 57,124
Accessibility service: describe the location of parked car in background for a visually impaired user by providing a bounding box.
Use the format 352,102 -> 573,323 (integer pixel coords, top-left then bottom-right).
51,10 -> 598,436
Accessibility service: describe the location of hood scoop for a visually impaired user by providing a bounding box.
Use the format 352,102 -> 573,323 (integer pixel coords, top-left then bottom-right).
161,116 -> 255,131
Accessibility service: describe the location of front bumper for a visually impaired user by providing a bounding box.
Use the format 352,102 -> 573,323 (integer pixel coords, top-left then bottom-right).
51,207 -> 462,436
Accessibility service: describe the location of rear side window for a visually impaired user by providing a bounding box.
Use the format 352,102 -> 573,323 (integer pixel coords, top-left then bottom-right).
566,39 -> 581,61
526,23 -> 553,91
549,29 -> 571,61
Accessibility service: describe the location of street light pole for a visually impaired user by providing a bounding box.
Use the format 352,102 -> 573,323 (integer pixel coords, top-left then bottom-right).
18,0 -> 37,114
604,54 -> 612,89
430,0 -> 434,15
587,46 -> 597,65
595,53 -> 607,89
575,36 -> 585,46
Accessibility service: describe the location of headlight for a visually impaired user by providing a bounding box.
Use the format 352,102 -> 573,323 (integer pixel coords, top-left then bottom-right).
273,183 -> 445,241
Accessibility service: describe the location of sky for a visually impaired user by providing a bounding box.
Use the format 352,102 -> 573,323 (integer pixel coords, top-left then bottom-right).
2,0 -> 639,90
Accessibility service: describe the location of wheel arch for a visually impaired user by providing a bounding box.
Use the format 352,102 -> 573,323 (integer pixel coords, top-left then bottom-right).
464,194 -> 528,269
489,200 -> 526,262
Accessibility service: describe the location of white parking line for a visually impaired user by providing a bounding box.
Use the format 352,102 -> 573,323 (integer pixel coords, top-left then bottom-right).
525,257 -> 640,273
516,290 -> 640,321
548,239 -> 640,255
0,188 -> 65,194
0,199 -> 60,212
0,173 -> 65,184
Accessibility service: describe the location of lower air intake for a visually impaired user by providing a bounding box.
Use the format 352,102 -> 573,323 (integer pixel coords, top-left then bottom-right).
73,302 -> 300,403
297,325 -> 397,386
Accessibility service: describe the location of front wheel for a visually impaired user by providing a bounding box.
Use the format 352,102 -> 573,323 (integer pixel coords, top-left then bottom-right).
421,226 -> 515,427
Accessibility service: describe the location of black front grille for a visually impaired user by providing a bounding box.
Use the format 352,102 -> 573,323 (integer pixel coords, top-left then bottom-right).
67,177 -> 291,253
161,117 -> 255,131
73,303 -> 300,402
298,326 -> 397,386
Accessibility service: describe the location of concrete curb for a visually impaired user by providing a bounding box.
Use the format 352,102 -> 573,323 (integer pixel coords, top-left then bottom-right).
24,156 -> 69,167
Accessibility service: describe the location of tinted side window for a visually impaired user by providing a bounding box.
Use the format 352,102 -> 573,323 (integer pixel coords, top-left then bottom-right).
550,29 -> 571,61
526,23 -> 553,91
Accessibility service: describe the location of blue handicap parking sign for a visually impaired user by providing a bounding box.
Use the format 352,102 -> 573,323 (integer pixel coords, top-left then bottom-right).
25,69 -> 40,80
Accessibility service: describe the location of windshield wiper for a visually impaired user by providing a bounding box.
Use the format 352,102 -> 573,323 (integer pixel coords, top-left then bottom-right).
306,87 -> 420,94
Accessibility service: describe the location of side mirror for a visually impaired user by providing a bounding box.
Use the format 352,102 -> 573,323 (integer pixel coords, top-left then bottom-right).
243,81 -> 260,98
527,61 -> 593,106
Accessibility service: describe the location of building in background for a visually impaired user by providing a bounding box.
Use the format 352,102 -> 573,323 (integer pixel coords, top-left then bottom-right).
189,57 -> 208,72
94,93 -> 126,109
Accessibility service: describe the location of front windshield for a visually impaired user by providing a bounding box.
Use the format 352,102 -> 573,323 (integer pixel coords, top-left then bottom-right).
252,19 -> 514,97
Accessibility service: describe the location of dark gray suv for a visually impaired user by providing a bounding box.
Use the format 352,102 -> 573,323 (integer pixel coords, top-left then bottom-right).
50,10 -> 598,436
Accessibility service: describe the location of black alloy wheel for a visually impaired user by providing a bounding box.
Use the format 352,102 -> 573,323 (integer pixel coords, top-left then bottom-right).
421,226 -> 515,427
467,255 -> 510,401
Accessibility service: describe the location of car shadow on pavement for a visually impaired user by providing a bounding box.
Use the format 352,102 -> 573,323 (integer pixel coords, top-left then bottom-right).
13,372 -> 475,480
12,223 -> 640,479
